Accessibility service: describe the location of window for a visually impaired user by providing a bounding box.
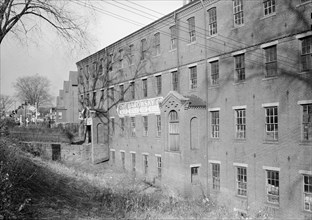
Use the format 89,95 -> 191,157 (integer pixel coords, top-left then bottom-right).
169,110 -> 179,151
58,112 -> 62,120
211,111 -> 219,138
156,156 -> 162,178
131,153 -> 136,172
109,87 -> 114,103
129,44 -> 134,65
119,84 -> 124,101
265,106 -> 278,141
304,175 -> 312,212
210,61 -> 219,85
154,32 -> 160,55
156,115 -> 161,137
143,154 -> 148,175
303,104 -> 312,141
130,82 -> 135,100
100,89 -> 105,103
156,75 -> 162,95
188,17 -> 196,42
119,49 -> 124,69
208,7 -> 217,36
189,66 -> 197,89
170,25 -> 177,50
92,62 -> 97,78
264,45 -> 277,77
99,59 -> 103,75
111,150 -> 115,164
301,36 -> 312,71
234,54 -> 245,82
172,71 -> 179,91
142,79 -> 147,97
212,163 -> 220,190
86,65 -> 90,76
86,93 -> 90,106
263,0 -> 276,16
141,39 -> 147,60
111,118 -> 115,135
93,91 -> 97,106
233,0 -> 244,26
235,109 -> 246,139
109,54 -> 113,71
191,166 -> 199,183
236,167 -> 247,196
266,170 -> 279,204
130,117 -> 136,137
143,116 -> 148,136
120,118 -> 125,136
121,151 -> 125,170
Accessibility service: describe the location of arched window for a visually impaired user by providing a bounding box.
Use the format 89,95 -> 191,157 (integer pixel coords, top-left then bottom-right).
169,110 -> 179,151
190,117 -> 199,149
97,123 -> 104,144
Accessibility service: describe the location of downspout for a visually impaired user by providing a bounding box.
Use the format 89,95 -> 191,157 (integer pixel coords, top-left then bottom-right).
174,11 -> 181,92
199,0 -> 210,197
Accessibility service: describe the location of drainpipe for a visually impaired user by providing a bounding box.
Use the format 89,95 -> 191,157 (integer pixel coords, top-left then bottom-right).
174,11 -> 181,92
199,0 -> 210,197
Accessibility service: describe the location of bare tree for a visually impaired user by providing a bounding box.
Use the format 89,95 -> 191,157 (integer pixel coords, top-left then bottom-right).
77,36 -> 154,142
0,0 -> 87,44
0,94 -> 14,117
13,74 -> 52,108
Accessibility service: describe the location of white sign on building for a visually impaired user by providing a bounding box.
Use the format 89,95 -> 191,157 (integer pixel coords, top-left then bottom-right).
117,97 -> 163,117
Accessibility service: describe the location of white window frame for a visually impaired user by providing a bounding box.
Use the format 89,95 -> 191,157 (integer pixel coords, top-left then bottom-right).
187,17 -> 196,43
208,7 -> 217,36
298,100 -> 312,141
235,165 -> 247,197
263,0 -> 276,16
234,108 -> 246,139
262,104 -> 278,141
264,167 -> 280,205
210,110 -> 220,138
211,162 -> 220,190
130,117 -> 136,137
143,154 -> 148,175
156,115 -> 161,137
303,174 -> 312,212
143,115 -> 148,136
233,0 -> 244,26
189,65 -> 197,89
154,32 -> 160,56
156,155 -> 162,178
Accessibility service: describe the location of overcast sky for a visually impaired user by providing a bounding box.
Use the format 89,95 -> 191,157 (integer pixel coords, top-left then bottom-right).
0,0 -> 183,105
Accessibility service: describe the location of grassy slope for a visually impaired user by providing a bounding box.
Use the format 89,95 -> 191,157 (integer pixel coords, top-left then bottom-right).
0,137 -> 272,219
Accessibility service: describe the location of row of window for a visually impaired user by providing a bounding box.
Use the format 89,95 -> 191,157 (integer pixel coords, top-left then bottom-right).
110,149 -> 312,213
109,102 -> 310,151
109,115 -> 162,138
210,102 -> 312,142
107,101 -> 311,146
80,34 -> 312,107
110,150 -> 162,178
210,162 -> 312,212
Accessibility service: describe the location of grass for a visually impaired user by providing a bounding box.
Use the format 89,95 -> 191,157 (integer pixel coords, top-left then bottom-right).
0,136 -> 273,219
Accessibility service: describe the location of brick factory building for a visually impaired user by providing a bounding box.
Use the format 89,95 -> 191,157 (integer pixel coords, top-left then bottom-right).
76,0 -> 312,218
55,71 -> 79,124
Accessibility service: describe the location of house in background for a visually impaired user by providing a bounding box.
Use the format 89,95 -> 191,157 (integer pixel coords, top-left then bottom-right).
76,0 -> 312,218
55,71 -> 79,124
